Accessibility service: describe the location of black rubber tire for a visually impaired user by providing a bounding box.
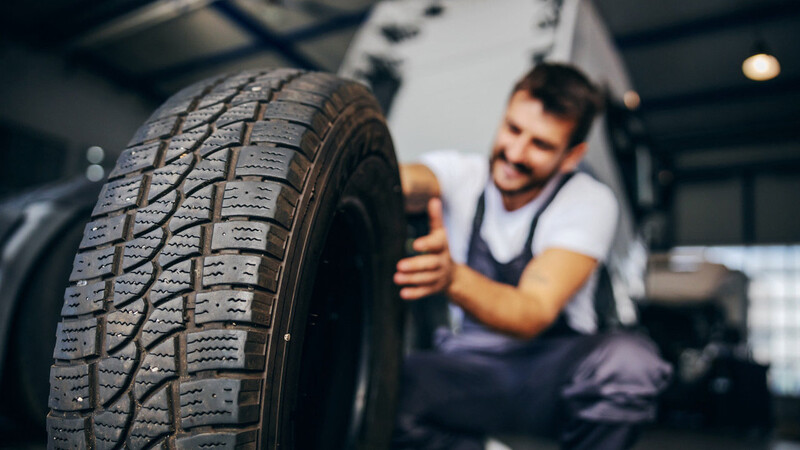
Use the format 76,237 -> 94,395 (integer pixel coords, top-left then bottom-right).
47,69 -> 406,449
4,213 -> 86,429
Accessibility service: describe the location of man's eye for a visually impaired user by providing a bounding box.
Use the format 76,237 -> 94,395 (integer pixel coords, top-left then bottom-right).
533,140 -> 557,151
507,123 -> 521,134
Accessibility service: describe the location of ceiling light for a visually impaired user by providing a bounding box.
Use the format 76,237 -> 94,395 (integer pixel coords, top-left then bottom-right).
742,40 -> 780,81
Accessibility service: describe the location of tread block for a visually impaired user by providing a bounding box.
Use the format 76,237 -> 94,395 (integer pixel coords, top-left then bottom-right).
128,386 -> 172,449
230,87 -> 273,107
159,225 -> 203,269
220,69 -> 265,86
135,338 -> 177,400
250,121 -> 320,160
217,102 -> 259,128
169,185 -> 214,233
129,115 -> 180,146
80,214 -> 128,249
211,221 -> 287,259
47,415 -> 90,449
179,378 -> 261,429
94,394 -> 132,450
285,75 -> 346,106
122,228 -> 164,271
275,88 -> 338,118
134,190 -> 178,236
53,317 -> 99,360
113,262 -> 155,306
172,75 -> 225,101
62,281 -> 107,317
220,181 -> 298,229
198,89 -> 237,109
295,71 -> 346,87
69,246 -> 116,282
197,122 -> 246,157
183,148 -> 230,195
98,341 -> 138,405
195,290 -> 272,326
48,364 -> 91,411
109,143 -> 160,179
252,68 -> 303,86
93,175 -> 144,216
175,430 -> 257,449
182,102 -> 226,132
165,127 -> 209,164
262,100 -> 329,137
148,96 -> 194,122
150,259 -> 193,304
213,75 -> 256,93
202,254 -> 280,292
148,154 -> 194,201
234,145 -> 309,191
105,299 -> 146,353
186,330 -> 266,373
141,297 -> 185,348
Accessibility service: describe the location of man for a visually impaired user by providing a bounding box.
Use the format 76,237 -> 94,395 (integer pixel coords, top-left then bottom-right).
392,63 -> 671,450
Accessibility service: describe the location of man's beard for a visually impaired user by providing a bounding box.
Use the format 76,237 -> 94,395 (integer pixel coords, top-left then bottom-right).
490,149 -> 562,196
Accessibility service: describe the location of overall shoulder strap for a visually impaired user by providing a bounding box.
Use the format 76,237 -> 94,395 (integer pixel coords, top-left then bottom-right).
524,171 -> 577,252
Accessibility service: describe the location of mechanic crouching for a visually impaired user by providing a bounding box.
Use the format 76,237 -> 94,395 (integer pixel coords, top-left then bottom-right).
392,63 -> 672,450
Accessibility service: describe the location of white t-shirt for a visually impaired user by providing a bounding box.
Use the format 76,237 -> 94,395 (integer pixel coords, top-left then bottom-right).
420,150 -> 619,334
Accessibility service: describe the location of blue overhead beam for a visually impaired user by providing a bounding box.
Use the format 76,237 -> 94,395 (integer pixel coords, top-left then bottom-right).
69,50 -> 167,103
142,4 -> 371,83
211,0 -> 319,70
143,44 -> 264,82
283,9 -> 370,41
616,1 -> 800,50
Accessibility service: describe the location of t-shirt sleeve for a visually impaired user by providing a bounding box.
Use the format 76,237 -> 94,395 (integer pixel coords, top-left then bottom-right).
418,150 -> 487,203
537,178 -> 619,262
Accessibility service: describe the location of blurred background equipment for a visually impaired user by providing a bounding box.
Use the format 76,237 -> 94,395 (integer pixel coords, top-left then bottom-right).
641,254 -> 771,432
0,0 -> 798,447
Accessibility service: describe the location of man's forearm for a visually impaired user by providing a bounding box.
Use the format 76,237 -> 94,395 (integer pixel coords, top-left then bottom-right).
446,264 -> 559,339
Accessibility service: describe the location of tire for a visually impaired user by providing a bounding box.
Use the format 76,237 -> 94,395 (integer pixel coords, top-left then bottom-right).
47,69 -> 406,449
5,213 -> 86,429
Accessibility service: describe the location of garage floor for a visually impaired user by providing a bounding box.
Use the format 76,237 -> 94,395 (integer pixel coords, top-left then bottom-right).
492,428 -> 800,450
2,415 -> 799,450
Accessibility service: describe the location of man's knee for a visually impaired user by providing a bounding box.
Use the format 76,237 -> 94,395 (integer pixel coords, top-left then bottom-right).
562,332 -> 673,423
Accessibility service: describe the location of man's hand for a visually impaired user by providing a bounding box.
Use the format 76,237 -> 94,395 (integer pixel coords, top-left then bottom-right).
394,198 -> 454,300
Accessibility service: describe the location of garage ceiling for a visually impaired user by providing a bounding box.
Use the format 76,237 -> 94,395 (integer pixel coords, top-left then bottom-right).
1,0 -> 798,174
595,0 -> 800,158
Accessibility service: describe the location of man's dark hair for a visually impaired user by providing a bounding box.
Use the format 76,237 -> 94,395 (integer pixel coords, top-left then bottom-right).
512,63 -> 604,148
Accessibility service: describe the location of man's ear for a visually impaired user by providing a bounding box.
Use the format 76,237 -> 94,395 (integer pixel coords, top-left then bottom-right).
560,142 -> 588,173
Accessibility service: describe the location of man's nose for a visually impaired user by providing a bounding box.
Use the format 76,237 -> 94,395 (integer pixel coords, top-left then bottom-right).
505,137 -> 527,163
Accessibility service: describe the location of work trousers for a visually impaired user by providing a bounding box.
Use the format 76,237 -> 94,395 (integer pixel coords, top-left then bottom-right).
393,331 -> 672,450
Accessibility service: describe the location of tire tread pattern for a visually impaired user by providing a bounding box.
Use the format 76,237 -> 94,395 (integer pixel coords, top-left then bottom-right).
48,68 -> 374,448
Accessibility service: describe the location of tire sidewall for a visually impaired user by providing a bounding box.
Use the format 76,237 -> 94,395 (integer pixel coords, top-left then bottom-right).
266,95 -> 406,449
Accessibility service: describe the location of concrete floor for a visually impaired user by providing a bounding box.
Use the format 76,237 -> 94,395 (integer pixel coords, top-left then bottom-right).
491,428 -> 800,450
2,427 -> 799,450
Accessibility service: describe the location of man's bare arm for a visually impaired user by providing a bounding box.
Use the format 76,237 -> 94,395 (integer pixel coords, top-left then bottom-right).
394,199 -> 599,338
446,248 -> 598,338
400,164 -> 440,214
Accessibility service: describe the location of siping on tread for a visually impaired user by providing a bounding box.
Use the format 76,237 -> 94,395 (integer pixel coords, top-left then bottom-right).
48,68 -> 374,448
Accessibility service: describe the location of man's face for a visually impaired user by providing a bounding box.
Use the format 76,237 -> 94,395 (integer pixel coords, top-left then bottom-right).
490,91 -> 578,205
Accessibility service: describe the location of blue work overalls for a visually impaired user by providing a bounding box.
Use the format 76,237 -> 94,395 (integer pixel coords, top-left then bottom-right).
393,173 -> 672,450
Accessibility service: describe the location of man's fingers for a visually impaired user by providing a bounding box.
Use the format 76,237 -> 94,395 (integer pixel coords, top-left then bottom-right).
399,285 -> 440,301
427,197 -> 445,231
412,229 -> 447,253
394,269 -> 444,286
396,254 -> 442,272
